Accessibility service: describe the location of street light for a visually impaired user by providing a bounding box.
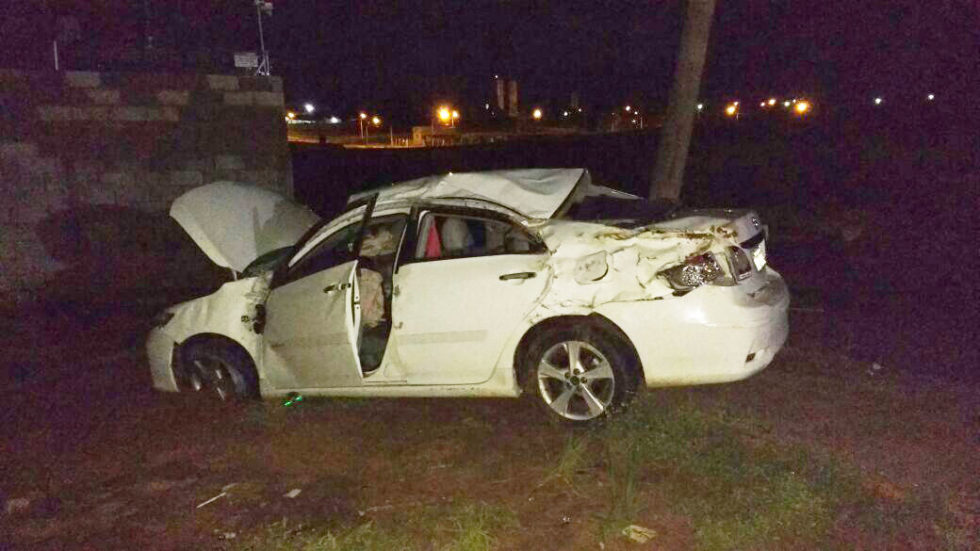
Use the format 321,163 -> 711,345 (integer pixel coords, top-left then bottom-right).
725,103 -> 738,117
532,108 -> 543,120
437,106 -> 452,124
927,93 -> 935,101
874,97 -> 883,105
371,116 -> 381,126
625,105 -> 632,112
768,98 -> 777,106
304,103 -> 315,114
358,112 -> 368,138
794,100 -> 811,114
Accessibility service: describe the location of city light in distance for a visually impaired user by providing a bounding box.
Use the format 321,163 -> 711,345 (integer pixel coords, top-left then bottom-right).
304,103 -> 315,114
451,110 -> 459,120
768,98 -> 777,106
359,112 -> 367,119
783,100 -> 791,107
874,97 -> 883,105
697,103 -> 704,111
725,104 -> 737,116
927,93 -> 935,101
286,111 -> 296,119
437,106 -> 451,123
532,108 -> 543,120
328,116 -> 340,124
625,105 -> 632,112
371,116 -> 381,126
794,100 -> 811,114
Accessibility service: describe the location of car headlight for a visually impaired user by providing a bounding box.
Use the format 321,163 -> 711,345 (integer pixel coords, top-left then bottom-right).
573,251 -> 609,284
658,253 -> 725,291
729,246 -> 753,280
151,311 -> 175,328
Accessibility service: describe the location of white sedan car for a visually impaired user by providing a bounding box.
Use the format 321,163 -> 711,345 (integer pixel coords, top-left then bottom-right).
147,169 -> 788,424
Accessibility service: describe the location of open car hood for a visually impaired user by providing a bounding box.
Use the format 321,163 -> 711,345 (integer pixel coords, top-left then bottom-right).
349,168 -> 592,220
170,182 -> 320,272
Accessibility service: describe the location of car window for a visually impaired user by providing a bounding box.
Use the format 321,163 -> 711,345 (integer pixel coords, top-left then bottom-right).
414,213 -> 544,260
242,245 -> 294,277
281,221 -> 361,284
361,215 -> 407,259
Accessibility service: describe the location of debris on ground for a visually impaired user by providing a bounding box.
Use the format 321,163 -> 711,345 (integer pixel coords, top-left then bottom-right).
281,392 -> 304,407
195,492 -> 227,509
5,497 -> 31,515
283,489 -> 302,499
621,524 -> 658,543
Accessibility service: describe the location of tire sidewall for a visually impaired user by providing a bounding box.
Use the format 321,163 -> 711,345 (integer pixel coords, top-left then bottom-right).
181,341 -> 258,400
525,324 -> 637,424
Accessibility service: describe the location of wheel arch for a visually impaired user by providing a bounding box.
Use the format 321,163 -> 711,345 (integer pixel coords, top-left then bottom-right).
513,314 -> 644,392
174,333 -> 258,390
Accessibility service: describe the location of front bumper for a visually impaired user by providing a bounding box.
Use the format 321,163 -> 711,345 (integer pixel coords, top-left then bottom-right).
597,268 -> 790,387
146,327 -> 180,392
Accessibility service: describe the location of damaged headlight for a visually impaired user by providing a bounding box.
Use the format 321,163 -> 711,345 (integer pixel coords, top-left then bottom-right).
151,310 -> 175,328
573,251 -> 609,284
658,253 -> 725,291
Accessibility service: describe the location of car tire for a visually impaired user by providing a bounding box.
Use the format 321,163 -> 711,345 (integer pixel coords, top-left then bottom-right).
526,324 -> 638,424
179,340 -> 259,401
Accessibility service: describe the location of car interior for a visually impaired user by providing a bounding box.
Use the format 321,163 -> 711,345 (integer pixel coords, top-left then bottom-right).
356,214 -> 407,372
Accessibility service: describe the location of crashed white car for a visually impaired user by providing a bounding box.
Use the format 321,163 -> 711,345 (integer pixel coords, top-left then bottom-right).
148,169 -> 788,423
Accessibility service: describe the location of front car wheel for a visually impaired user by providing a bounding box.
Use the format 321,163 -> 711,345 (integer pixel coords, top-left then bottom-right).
178,340 -> 258,401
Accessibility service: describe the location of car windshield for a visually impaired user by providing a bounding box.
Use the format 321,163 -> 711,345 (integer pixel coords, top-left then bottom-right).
562,196 -> 680,228
242,246 -> 294,277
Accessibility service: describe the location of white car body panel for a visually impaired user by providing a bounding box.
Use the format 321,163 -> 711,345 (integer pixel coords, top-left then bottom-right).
389,252 -> 550,385
149,171 -> 790,403
170,181 -> 319,272
262,260 -> 363,389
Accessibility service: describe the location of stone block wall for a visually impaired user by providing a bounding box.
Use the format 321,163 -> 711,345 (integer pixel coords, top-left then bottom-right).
0,70 -> 291,303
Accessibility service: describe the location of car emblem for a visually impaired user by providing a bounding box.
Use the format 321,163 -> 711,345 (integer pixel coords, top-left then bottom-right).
751,216 -> 761,230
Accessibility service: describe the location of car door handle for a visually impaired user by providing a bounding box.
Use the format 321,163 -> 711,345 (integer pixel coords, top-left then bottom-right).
499,271 -> 536,281
323,282 -> 352,293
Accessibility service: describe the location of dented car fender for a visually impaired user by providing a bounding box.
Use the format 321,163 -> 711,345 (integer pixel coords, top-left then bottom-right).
156,273 -> 272,369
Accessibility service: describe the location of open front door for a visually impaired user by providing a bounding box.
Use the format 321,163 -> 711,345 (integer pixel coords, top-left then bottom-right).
263,260 -> 362,388
261,198 -> 377,389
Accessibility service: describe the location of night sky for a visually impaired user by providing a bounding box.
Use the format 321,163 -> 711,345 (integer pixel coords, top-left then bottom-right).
2,1 -> 977,124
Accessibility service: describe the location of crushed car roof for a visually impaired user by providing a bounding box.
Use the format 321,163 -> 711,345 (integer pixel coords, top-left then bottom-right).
348,168 -> 591,219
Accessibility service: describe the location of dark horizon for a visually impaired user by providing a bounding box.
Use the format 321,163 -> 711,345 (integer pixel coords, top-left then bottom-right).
2,1 -> 977,125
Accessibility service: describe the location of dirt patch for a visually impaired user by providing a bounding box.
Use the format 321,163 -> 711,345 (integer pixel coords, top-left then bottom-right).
1,309 -> 977,550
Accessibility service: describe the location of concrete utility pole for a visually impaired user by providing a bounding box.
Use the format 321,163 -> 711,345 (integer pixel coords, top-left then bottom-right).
649,0 -> 716,201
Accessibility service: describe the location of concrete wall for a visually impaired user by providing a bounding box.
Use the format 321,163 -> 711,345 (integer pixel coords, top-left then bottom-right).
0,70 -> 291,304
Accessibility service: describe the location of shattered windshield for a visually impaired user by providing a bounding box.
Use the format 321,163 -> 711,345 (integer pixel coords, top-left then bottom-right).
562,196 -> 680,228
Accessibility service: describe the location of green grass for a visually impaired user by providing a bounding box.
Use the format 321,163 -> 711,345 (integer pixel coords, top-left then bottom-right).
564,397 -> 866,549
234,501 -> 517,551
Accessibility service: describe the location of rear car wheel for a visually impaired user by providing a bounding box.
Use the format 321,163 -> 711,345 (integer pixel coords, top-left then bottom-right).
179,340 -> 258,401
526,325 -> 638,424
